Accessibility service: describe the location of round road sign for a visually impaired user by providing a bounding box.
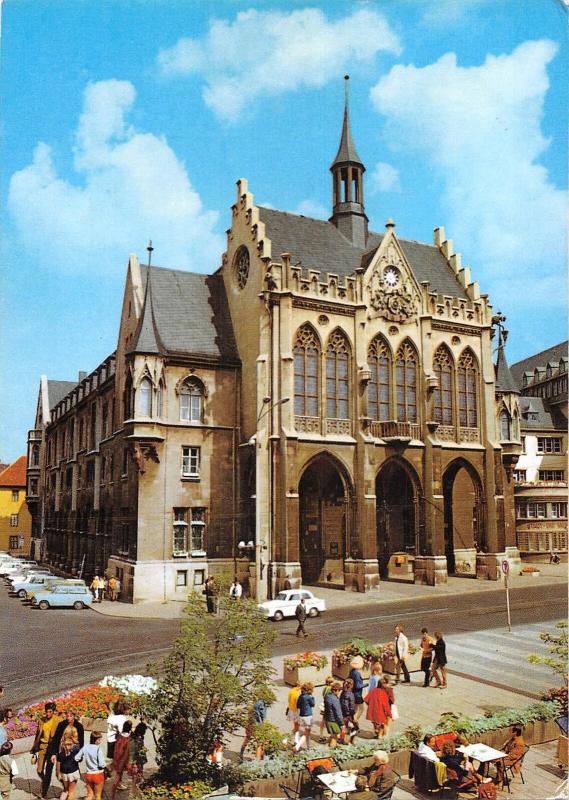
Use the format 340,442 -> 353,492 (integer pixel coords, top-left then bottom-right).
501,560 -> 510,574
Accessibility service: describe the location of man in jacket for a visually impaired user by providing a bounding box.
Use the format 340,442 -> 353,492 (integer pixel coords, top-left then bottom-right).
30,702 -> 62,790
44,711 -> 84,798
431,631 -> 448,688
394,624 -> 411,683
295,597 -> 308,637
324,682 -> 344,747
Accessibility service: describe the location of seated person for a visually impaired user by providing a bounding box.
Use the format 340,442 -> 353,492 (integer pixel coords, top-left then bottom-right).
440,740 -> 483,786
358,750 -> 397,794
351,775 -> 378,800
418,734 -> 440,762
495,726 -> 526,784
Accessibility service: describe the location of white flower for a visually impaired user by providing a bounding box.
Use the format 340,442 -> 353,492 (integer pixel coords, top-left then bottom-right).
99,674 -> 158,695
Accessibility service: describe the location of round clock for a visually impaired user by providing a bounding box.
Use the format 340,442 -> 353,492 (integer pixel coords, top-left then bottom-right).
383,266 -> 400,287
233,246 -> 250,290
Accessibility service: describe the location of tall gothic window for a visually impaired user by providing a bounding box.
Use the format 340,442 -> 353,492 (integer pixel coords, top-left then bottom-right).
180,378 -> 204,422
433,346 -> 453,425
326,330 -> 350,419
500,410 -> 511,440
138,378 -> 152,417
458,349 -> 478,427
294,324 -> 320,417
395,341 -> 418,423
156,382 -> 164,418
368,336 -> 391,421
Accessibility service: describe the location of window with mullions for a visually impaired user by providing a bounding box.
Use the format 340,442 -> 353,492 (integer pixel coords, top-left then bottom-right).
433,346 -> 453,425
368,336 -> 391,421
395,341 -> 418,423
181,446 -> 200,479
180,379 -> 204,422
138,378 -> 152,417
500,410 -> 511,440
173,507 -> 206,555
293,325 -> 320,417
173,508 -> 188,554
537,437 -> 562,454
326,330 -> 350,419
458,349 -> 478,427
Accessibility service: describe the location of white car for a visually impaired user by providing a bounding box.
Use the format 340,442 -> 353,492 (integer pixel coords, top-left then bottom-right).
258,589 -> 326,621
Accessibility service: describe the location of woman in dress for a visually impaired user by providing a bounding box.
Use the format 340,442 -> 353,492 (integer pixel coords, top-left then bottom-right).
56,726 -> 81,800
349,656 -> 365,725
364,680 -> 392,738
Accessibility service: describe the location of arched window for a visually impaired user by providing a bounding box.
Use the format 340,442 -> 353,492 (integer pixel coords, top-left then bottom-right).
368,336 -> 391,421
433,346 -> 453,425
138,378 -> 152,417
31,444 -> 40,467
500,410 -> 511,440
458,349 -> 478,427
395,341 -> 418,423
179,379 -> 204,422
156,382 -> 164,418
326,330 -> 350,419
512,411 -> 520,440
293,325 -> 320,417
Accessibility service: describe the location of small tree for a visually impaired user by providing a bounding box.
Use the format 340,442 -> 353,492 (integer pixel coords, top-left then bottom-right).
140,590 -> 276,783
528,620 -> 568,681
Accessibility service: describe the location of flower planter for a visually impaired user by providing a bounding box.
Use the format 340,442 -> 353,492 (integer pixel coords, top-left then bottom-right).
283,664 -> 329,687
332,660 -> 372,681
10,734 -> 35,756
80,716 -> 107,733
381,651 -> 423,675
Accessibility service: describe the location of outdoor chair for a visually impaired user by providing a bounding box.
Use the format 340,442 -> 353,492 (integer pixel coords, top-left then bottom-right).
278,784 -> 314,800
305,756 -> 340,798
503,745 -> 530,793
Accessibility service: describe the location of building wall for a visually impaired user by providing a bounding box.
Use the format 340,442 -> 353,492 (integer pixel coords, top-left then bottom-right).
0,482 -> 32,554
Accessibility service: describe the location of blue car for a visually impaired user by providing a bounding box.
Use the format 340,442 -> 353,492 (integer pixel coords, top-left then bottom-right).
31,584 -> 93,610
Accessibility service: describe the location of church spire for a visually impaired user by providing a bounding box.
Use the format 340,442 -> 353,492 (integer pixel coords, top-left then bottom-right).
329,75 -> 368,248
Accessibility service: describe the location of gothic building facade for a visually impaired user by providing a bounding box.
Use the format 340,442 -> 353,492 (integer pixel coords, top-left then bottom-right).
27,89 -> 523,601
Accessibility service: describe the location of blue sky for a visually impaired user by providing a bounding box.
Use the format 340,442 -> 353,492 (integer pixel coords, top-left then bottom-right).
1,0 -> 567,462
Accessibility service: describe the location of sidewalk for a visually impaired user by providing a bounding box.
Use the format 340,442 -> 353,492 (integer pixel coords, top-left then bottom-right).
90,562 -> 567,619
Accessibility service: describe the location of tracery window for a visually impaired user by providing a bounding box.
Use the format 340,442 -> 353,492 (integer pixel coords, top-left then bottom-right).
138,378 -> 152,417
458,349 -> 478,427
180,378 -> 204,422
368,336 -> 391,421
294,325 -> 320,417
395,341 -> 418,423
326,330 -> 350,419
433,346 -> 453,425
156,382 -> 164,418
500,410 -> 511,440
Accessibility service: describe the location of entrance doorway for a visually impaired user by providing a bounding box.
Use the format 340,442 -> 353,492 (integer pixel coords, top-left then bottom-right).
376,460 -> 418,578
298,455 -> 350,585
443,460 -> 484,574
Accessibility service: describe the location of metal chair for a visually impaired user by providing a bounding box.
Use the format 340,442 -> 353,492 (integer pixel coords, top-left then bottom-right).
503,745 -> 530,793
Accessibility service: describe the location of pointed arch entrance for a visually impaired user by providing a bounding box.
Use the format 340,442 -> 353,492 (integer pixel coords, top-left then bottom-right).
298,454 -> 352,586
443,459 -> 485,574
376,459 -> 421,579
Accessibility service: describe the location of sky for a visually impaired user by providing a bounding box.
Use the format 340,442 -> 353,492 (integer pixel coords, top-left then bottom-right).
0,0 -> 567,462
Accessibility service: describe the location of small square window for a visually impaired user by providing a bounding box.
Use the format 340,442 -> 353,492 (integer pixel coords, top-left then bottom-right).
181,446 -> 200,479
9,536 -> 19,549
176,570 -> 188,587
10,514 -> 18,527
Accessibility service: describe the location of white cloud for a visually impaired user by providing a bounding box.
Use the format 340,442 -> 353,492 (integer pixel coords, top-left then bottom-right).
8,80 -> 223,273
370,41 -> 566,308
370,162 -> 401,193
157,7 -> 401,121
294,199 -> 328,220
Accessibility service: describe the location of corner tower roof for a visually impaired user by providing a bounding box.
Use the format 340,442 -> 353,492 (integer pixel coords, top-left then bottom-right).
330,75 -> 364,170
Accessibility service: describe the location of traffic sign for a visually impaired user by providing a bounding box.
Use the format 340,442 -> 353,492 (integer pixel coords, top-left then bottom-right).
501,560 -> 510,575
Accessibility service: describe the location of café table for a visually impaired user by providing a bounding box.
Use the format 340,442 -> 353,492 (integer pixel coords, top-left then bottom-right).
317,769 -> 357,798
458,743 -> 509,790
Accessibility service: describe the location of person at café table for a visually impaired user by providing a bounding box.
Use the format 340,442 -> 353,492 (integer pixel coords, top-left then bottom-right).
494,726 -> 526,786
440,740 -> 486,786
350,775 -> 378,800
418,734 -> 440,761
357,750 -> 397,795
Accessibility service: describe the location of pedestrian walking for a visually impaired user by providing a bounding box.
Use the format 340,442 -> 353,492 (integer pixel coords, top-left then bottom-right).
100,577 -> 108,601
106,701 -> 128,759
295,597 -> 308,637
108,576 -> 118,602
340,678 -> 357,743
349,655 -> 365,723
30,702 -> 62,791
364,679 -> 392,738
229,577 -> 242,599
419,627 -> 434,687
286,681 -> 301,734
89,575 -> 101,603
368,661 -> 383,692
393,624 -> 411,683
76,732 -> 106,800
114,577 -> 121,601
323,682 -> 344,748
296,683 -> 315,748
203,576 -> 216,613
109,721 -> 132,800
0,742 -> 18,800
431,630 -> 448,688
45,712 -> 84,800
127,723 -> 148,798
239,698 -> 267,759
56,725 -> 81,800
318,676 -> 334,741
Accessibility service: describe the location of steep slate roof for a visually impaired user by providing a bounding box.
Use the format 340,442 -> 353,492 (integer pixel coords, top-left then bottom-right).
257,208 -> 465,297
331,104 -> 364,168
47,380 -> 78,411
0,456 -> 27,487
132,266 -> 239,363
519,397 -> 564,430
510,341 -> 568,388
495,345 -> 519,393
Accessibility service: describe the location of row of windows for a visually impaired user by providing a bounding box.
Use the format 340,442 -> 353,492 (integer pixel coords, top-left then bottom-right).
47,399 -> 115,464
513,469 -> 565,482
536,437 -> 563,454
516,501 -> 567,519
294,328 -> 480,426
523,376 -> 568,395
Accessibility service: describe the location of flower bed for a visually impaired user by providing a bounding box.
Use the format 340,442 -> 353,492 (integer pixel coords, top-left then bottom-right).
5,711 -> 38,741
140,780 -> 213,800
331,638 -> 380,679
25,685 -> 123,721
380,640 -> 422,674
283,652 -> 329,686
99,674 -> 158,696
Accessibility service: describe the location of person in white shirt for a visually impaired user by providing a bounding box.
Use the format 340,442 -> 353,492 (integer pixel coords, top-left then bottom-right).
229,577 -> 242,599
394,624 -> 410,683
106,701 -> 128,759
0,740 -> 19,800
418,734 -> 440,762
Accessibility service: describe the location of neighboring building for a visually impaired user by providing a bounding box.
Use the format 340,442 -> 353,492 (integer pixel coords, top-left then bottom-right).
28,83 -> 523,601
0,456 -> 32,555
510,342 -> 568,557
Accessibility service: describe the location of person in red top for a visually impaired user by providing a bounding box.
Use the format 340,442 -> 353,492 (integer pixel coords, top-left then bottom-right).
109,721 -> 132,800
364,681 -> 392,738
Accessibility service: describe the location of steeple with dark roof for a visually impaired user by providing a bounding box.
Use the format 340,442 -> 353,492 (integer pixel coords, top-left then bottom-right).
329,75 -> 368,249
495,327 -> 519,394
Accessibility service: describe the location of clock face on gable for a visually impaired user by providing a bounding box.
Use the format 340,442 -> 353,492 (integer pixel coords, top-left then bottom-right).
383,266 -> 400,288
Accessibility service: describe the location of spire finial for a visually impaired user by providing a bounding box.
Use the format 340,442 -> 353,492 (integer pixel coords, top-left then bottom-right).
147,239 -> 154,267
344,74 -> 350,108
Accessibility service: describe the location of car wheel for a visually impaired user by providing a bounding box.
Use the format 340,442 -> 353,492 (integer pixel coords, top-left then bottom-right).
73,601 -> 85,610
18,589 -> 27,598
38,600 -> 50,610
308,606 -> 320,617
273,610 -> 284,621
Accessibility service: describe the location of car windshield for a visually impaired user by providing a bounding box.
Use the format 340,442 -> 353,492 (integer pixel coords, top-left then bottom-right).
275,592 -> 289,601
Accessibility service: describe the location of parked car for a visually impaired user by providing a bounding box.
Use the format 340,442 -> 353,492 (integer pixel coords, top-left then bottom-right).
1,561 -> 37,577
31,584 -> 93,610
10,574 -> 55,598
258,588 -> 326,621
26,578 -> 87,601
7,567 -> 49,585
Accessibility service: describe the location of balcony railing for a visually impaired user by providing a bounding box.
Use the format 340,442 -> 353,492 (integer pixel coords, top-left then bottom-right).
370,421 -> 421,441
325,418 -> 352,436
294,416 -> 320,434
459,427 -> 480,443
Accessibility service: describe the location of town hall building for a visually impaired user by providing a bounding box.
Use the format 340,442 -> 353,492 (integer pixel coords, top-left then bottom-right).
27,84 -> 525,602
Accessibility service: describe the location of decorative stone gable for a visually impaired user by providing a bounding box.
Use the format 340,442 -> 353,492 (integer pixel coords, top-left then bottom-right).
365,237 -> 420,323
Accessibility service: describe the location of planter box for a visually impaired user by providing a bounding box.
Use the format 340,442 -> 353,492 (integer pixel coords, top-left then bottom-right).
10,734 -> 35,756
381,651 -> 422,675
80,716 -> 107,733
332,660 -> 372,681
283,663 -> 329,687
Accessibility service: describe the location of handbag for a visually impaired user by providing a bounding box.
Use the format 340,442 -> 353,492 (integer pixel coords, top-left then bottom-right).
390,702 -> 400,720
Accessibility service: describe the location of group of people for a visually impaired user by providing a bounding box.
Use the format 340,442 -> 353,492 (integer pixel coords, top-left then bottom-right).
202,576 -> 243,613
89,575 -> 121,603
28,700 -> 147,800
